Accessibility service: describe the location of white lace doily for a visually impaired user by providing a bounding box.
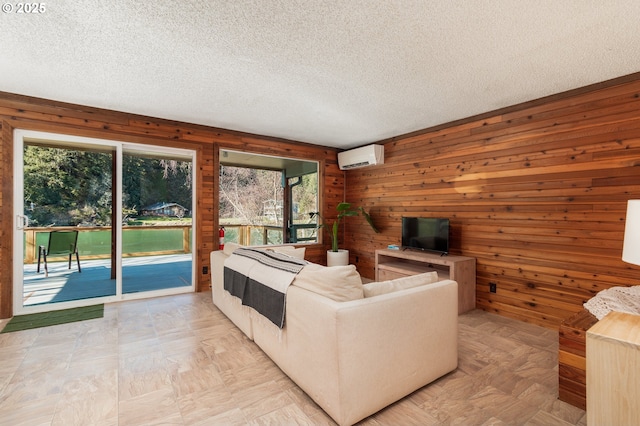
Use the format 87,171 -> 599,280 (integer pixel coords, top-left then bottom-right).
584,285 -> 640,320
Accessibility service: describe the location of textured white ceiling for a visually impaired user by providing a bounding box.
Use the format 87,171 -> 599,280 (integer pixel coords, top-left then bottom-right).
2,1 -> 640,148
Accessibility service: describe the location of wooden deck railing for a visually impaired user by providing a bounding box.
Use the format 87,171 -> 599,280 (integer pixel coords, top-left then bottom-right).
23,225 -> 192,264
220,223 -> 318,246
24,222 -> 318,264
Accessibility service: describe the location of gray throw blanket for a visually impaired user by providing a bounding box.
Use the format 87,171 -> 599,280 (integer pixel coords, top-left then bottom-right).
223,247 -> 308,328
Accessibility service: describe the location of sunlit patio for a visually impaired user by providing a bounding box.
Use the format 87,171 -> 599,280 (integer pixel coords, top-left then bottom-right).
22,254 -> 192,306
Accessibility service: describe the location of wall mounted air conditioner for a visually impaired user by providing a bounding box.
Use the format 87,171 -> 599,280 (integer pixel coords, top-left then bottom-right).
337,144 -> 384,170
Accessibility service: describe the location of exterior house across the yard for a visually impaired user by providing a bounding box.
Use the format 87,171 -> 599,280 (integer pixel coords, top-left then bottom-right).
141,202 -> 189,218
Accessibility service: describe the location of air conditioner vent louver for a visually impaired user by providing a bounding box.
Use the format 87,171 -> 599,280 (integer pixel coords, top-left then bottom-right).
341,161 -> 370,169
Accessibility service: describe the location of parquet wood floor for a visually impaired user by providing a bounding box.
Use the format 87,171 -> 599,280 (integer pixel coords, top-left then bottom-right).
0,292 -> 587,425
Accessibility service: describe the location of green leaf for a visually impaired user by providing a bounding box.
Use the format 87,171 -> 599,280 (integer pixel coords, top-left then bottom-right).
360,207 -> 379,233
336,202 -> 351,212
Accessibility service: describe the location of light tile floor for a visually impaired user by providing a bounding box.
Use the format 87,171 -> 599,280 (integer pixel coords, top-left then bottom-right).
0,292 -> 587,425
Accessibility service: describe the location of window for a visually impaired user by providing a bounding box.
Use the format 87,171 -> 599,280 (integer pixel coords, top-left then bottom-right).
219,150 -> 319,246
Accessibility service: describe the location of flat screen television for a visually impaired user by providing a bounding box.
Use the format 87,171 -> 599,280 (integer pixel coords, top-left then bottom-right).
401,217 -> 450,255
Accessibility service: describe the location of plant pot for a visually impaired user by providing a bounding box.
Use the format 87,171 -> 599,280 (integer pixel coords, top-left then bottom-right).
327,249 -> 349,267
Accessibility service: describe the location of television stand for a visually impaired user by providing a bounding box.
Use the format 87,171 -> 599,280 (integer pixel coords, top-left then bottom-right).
402,247 -> 448,257
375,249 -> 476,314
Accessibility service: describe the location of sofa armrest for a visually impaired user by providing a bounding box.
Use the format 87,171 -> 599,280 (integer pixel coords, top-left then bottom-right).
210,250 -> 255,338
210,250 -> 228,295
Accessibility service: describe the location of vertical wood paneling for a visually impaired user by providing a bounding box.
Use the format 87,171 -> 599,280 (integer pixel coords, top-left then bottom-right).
0,120 -> 13,317
345,77 -> 640,329
0,92 -> 339,318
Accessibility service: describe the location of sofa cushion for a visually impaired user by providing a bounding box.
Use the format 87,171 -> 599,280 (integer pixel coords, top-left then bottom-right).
222,242 -> 241,256
222,242 -> 306,259
363,271 -> 439,298
293,264 -> 364,302
263,245 -> 306,260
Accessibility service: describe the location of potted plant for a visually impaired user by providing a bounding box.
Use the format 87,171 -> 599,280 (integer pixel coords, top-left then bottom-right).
311,202 -> 379,266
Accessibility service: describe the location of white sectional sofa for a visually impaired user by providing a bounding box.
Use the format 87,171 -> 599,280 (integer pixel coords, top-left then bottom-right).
210,245 -> 458,426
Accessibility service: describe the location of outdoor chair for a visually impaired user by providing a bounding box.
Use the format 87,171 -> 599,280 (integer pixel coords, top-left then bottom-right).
37,230 -> 82,277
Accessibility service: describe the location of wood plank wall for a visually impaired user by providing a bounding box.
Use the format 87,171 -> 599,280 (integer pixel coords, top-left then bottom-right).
0,92 -> 340,318
344,76 -> 640,329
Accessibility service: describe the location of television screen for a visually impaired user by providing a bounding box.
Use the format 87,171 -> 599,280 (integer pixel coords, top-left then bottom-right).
401,217 -> 449,254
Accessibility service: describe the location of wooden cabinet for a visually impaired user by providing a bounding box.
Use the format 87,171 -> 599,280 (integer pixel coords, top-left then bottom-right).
375,249 -> 476,314
587,311 -> 640,425
558,309 -> 598,410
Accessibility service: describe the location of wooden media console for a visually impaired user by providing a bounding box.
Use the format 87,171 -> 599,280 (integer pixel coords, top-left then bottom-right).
374,249 -> 476,314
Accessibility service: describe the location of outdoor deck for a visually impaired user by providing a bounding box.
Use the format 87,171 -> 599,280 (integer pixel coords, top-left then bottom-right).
22,254 -> 192,306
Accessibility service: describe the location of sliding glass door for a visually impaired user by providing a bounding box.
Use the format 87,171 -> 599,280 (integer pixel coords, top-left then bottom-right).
13,130 -> 195,314
121,150 -> 193,295
19,141 -> 117,307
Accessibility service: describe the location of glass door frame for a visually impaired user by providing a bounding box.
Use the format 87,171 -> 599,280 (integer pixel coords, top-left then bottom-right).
13,129 -> 196,315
